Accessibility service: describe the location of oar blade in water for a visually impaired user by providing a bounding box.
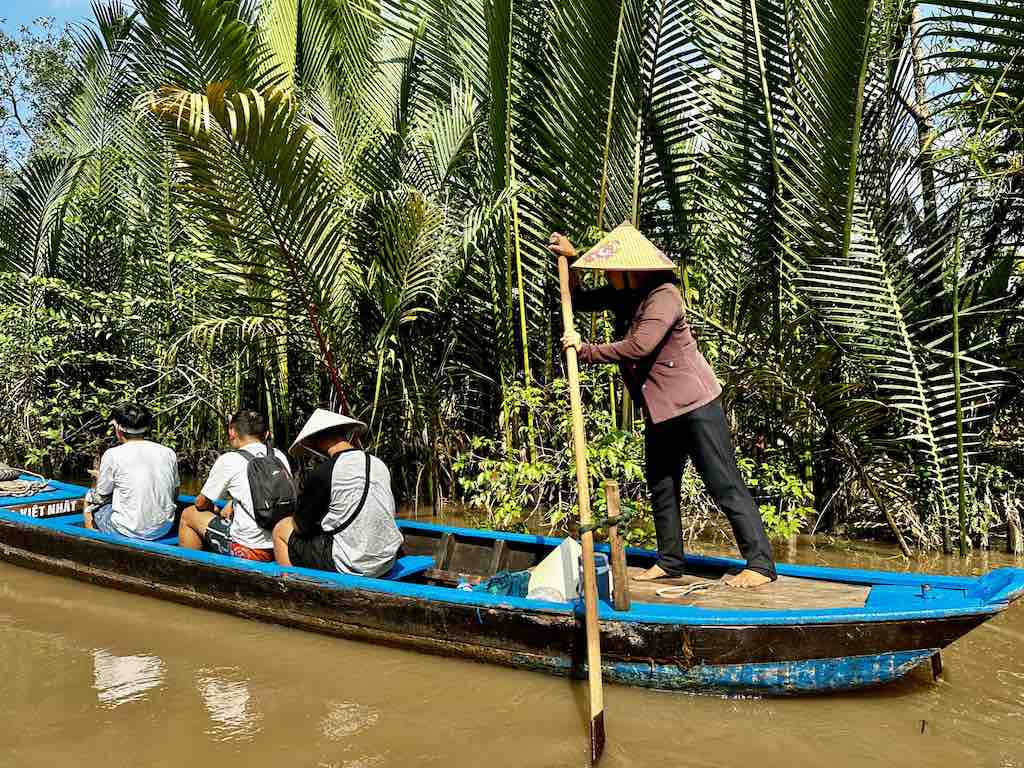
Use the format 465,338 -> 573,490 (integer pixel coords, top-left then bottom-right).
590,710 -> 605,764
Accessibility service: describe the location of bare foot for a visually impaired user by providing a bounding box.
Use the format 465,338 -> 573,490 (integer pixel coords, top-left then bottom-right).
723,569 -> 772,588
633,564 -> 676,582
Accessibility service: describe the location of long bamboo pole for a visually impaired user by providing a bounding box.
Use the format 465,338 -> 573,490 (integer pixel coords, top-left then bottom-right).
557,254 -> 605,765
952,220 -> 968,556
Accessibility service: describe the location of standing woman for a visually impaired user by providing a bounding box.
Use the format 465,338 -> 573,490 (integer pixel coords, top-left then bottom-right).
548,223 -> 776,588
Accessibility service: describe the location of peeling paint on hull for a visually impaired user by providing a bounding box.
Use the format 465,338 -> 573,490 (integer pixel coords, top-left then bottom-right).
511,649 -> 936,693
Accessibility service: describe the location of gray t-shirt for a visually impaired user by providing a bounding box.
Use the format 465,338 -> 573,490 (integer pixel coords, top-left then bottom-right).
300,450 -> 402,577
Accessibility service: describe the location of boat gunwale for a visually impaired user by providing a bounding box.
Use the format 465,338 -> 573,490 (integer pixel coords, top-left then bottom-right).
398,520 -> 990,590
1,509 -> 1017,627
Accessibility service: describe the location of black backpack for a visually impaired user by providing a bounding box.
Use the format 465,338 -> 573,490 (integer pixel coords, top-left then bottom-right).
233,445 -> 298,530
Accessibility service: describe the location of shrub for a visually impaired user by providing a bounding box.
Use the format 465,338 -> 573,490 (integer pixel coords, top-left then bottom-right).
453,375 -> 812,545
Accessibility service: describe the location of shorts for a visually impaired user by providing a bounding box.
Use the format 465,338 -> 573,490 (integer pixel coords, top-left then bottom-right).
230,542 -> 274,562
92,503 -> 118,534
203,516 -> 273,562
203,515 -> 232,554
287,531 -> 337,572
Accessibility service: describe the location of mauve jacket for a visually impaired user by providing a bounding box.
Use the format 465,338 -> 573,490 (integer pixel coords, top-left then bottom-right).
573,280 -> 722,425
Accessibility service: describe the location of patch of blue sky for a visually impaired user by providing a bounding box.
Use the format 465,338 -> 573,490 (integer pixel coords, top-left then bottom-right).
1,0 -> 97,34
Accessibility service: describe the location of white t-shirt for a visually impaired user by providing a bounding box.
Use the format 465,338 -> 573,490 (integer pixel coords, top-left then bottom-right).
91,440 -> 179,539
200,443 -> 291,550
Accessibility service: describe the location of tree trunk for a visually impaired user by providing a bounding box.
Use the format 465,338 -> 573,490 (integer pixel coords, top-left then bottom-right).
1008,505 -> 1023,556
813,427 -> 847,533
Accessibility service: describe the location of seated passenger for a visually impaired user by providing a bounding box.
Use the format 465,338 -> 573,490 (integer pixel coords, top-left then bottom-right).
179,410 -> 294,562
272,409 -> 402,578
85,404 -> 179,539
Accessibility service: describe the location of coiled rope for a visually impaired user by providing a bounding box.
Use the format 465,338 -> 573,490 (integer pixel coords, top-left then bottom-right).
0,465 -> 50,498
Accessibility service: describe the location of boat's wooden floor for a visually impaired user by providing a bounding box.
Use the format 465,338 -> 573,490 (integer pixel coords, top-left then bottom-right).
625,567 -> 870,610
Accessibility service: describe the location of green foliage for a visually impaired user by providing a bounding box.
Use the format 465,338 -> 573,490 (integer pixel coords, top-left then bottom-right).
0,16 -> 73,175
0,273 -> 165,472
0,0 -> 1022,556
0,271 -> 264,477
737,454 -> 815,541
453,374 -> 649,535
973,463 -> 1023,544
453,377 -> 815,545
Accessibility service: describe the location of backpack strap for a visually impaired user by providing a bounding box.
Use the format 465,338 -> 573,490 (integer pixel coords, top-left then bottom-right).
323,451 -> 373,537
228,448 -> 255,515
231,444 -> 285,466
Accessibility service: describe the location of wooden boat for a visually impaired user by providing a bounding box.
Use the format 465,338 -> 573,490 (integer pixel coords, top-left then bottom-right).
2,477 -> 1022,695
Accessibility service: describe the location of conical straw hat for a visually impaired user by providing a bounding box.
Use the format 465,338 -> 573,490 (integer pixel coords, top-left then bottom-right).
572,221 -> 676,271
290,408 -> 368,457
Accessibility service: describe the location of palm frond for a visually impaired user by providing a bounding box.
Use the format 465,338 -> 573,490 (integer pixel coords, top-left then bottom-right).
151,82 -> 352,410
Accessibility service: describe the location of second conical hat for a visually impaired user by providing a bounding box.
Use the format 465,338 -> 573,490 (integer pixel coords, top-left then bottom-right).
572,222 -> 676,271
289,408 -> 368,457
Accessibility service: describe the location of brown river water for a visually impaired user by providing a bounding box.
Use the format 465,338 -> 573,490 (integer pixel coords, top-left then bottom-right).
1,520 -> 1022,768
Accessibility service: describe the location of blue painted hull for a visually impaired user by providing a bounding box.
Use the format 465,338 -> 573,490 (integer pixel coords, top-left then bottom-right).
607,650 -> 938,693
2,479 -> 1022,695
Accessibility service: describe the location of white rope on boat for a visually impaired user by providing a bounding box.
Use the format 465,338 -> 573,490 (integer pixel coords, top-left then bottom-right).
0,465 -> 50,498
655,580 -> 724,600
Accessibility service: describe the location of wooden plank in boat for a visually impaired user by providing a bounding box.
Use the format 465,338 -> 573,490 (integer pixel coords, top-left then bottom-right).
433,533 -> 456,569
2,497 -> 84,519
487,539 -> 509,576
626,567 -> 870,610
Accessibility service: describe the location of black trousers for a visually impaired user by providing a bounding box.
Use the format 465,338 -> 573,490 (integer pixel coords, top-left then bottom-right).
645,397 -> 776,579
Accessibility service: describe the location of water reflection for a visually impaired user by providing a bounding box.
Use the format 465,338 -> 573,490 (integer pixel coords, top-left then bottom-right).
318,757 -> 386,768
92,649 -> 165,708
318,700 -> 380,741
196,667 -> 262,742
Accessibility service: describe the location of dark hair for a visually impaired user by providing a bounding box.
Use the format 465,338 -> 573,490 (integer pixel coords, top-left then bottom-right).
651,271 -> 680,287
317,424 -> 361,445
632,270 -> 680,297
111,403 -> 153,436
229,410 -> 269,439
